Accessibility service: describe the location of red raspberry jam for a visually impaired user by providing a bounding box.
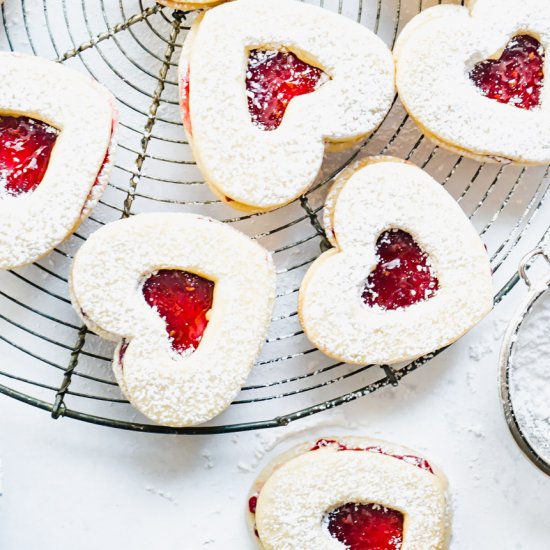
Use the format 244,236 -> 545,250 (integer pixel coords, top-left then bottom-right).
0,115 -> 58,196
327,503 -> 403,550
180,68 -> 192,136
118,340 -> 129,366
142,270 -> 214,355
310,439 -> 433,474
469,34 -> 544,110
246,49 -> 325,131
248,495 -> 258,514
363,229 -> 438,311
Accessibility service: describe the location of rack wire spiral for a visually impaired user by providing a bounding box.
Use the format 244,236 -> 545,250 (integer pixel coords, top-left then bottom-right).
0,0 -> 548,434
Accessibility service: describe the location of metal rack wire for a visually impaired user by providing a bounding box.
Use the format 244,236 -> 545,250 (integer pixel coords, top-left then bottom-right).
0,0 -> 548,434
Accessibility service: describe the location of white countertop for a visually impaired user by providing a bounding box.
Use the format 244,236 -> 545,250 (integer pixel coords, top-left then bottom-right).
1,281 -> 549,550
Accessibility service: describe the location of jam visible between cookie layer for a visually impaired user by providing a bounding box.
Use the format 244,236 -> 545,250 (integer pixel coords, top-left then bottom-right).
248,495 -> 258,514
142,270 -> 214,355
180,68 -> 192,136
327,503 -> 404,550
470,34 -> 544,110
310,439 -> 433,473
363,229 -> 438,311
246,49 -> 326,131
0,115 -> 58,196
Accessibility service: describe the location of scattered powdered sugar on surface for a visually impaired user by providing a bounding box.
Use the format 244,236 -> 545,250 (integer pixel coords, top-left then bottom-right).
237,410 -> 355,473
469,316 -> 508,362
145,485 -> 177,504
202,449 -> 215,470
508,290 -> 550,464
468,340 -> 493,361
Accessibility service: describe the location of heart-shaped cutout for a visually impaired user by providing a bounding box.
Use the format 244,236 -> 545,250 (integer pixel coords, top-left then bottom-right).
142,270 -> 214,356
327,503 -> 404,550
0,115 -> 58,197
363,229 -> 439,310
470,34 -> 544,110
246,50 -> 326,131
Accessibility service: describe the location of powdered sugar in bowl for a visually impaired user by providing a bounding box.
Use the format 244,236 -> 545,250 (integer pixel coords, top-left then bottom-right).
500,248 -> 550,475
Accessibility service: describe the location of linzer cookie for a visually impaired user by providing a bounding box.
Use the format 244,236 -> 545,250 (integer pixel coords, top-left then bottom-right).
299,157 -> 493,365
70,213 -> 276,427
0,52 -> 116,269
395,0 -> 550,164
179,0 -> 394,211
248,436 -> 450,550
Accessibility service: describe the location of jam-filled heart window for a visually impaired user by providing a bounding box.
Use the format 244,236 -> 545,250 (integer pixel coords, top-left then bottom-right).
142,269 -> 215,357
469,34 -> 544,110
362,229 -> 439,311
326,503 -> 404,550
246,49 -> 328,131
0,115 -> 58,197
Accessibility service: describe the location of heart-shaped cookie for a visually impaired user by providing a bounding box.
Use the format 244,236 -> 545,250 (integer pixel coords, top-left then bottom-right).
70,213 -> 276,427
179,0 -> 394,212
395,0 -> 550,164
299,157 -> 493,366
249,436 -> 450,550
0,52 -> 116,269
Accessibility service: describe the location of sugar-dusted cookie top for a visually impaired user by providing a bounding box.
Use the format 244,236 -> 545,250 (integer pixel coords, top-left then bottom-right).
395,0 -> 550,164
179,0 -> 394,211
299,157 -> 493,365
0,52 -> 116,269
70,213 -> 276,427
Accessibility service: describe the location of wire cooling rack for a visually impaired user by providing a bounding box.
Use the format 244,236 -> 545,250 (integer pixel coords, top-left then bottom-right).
0,0 -> 548,434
